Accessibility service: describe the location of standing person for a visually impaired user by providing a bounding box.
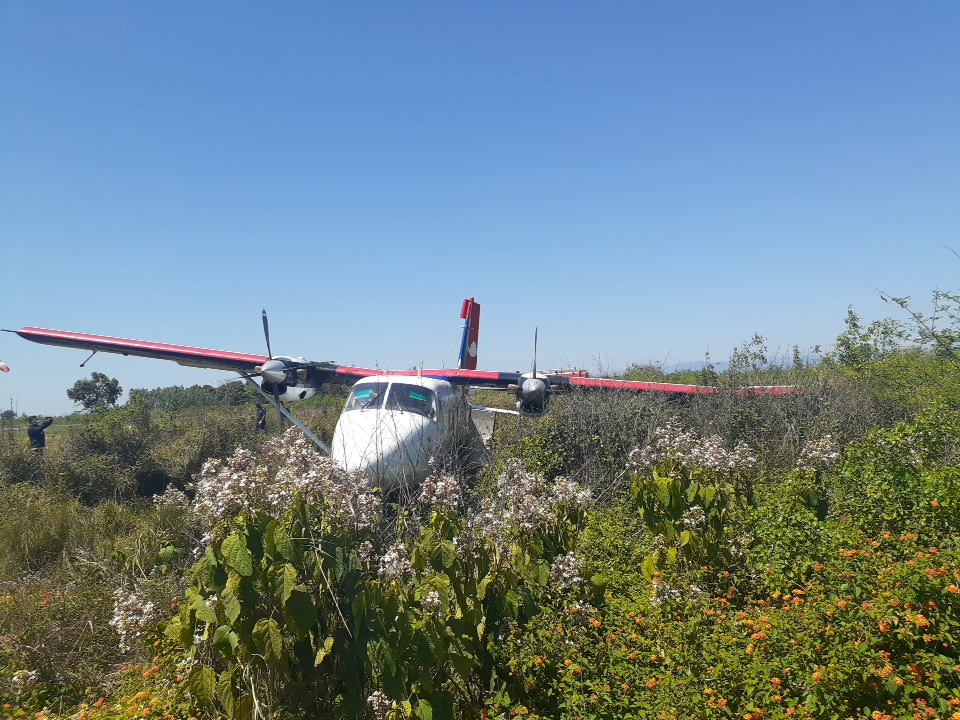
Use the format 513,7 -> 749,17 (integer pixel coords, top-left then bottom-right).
27,416 -> 54,451
255,403 -> 267,432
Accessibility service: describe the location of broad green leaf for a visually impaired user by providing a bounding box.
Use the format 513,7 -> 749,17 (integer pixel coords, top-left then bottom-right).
216,671 -> 235,717
235,693 -> 254,720
191,594 -> 217,625
284,590 -> 316,637
417,698 -> 433,720
477,574 -> 493,600
641,554 -> 657,580
192,557 -> 217,588
221,584 -> 242,624
680,530 -> 692,546
212,625 -> 238,656
157,545 -> 181,565
272,524 -> 295,561
221,535 -> 253,577
703,486 -> 716,507
164,616 -> 184,644
315,635 -> 335,666
253,618 -> 284,665
369,639 -> 405,699
275,563 -> 298,605
189,666 -> 216,706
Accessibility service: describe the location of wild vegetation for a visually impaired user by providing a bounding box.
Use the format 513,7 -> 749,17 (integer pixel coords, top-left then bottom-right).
3,297 -> 960,719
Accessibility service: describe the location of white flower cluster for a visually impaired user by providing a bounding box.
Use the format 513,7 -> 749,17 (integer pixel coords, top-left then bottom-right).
628,420 -> 757,474
550,551 -> 583,589
109,588 -> 160,653
420,590 -> 442,617
682,505 -> 707,529
153,486 -> 189,508
193,429 -> 379,531
650,580 -> 682,606
10,670 -> 38,693
419,468 -> 461,512
552,477 -> 594,511
358,540 -> 375,562
796,435 -> 841,472
367,690 -> 392,718
378,542 -> 413,582
462,461 -> 591,555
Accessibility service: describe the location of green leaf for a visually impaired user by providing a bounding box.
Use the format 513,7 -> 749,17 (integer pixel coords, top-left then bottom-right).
438,540 -> 456,568
275,563 -> 298,605
212,625 -> 239,656
680,530 -> 692,546
221,583 -> 242,624
369,639 -> 405,699
284,590 -> 316,637
253,618 -> 285,665
189,666 -> 216,706
235,693 -> 254,720
417,698 -> 433,720
192,556 -> 217,588
477,575 -> 493,600
216,671 -> 235,717
641,554 -> 657,580
703,486 -> 717,507
221,535 -> 253,577
315,635 -> 335,666
157,544 -> 181,565
272,524 -> 295,561
191,594 -> 217,625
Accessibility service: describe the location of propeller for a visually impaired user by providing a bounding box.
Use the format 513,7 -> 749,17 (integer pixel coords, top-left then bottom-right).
260,309 -> 286,427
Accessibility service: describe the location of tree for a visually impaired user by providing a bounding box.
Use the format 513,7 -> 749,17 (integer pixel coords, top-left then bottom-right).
67,372 -> 123,411
0,409 -> 15,421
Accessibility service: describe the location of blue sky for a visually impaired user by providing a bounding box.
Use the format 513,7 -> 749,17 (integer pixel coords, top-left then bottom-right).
2,2 -> 958,414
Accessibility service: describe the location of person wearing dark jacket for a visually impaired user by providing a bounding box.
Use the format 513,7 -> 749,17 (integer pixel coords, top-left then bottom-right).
255,403 -> 267,432
27,416 -> 54,451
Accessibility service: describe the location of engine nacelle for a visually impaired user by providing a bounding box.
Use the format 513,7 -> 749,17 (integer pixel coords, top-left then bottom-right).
256,356 -> 328,402
514,373 -> 550,417
260,382 -> 320,403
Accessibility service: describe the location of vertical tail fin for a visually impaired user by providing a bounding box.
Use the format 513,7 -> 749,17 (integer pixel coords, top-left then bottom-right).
457,297 -> 481,370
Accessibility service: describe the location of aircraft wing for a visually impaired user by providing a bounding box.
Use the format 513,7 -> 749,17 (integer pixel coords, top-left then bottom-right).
10,327 -> 270,373
565,376 -> 717,395
564,375 -> 796,397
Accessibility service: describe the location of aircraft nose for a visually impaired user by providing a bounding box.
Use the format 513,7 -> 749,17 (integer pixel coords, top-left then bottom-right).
332,411 -> 438,489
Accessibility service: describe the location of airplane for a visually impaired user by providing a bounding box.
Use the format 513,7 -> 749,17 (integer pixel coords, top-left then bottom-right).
5,299 -> 794,488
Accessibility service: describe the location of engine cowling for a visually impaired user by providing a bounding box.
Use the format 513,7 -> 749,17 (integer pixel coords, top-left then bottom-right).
515,373 -> 550,417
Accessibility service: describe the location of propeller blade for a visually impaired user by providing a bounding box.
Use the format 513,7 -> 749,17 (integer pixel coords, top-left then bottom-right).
261,309 -> 273,359
272,384 -> 285,429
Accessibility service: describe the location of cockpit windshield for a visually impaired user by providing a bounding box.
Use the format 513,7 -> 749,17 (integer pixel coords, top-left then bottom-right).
384,383 -> 437,419
344,382 -> 388,412
343,382 -> 437,419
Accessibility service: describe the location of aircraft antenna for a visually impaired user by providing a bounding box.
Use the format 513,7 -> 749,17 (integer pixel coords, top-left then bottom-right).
533,327 -> 538,379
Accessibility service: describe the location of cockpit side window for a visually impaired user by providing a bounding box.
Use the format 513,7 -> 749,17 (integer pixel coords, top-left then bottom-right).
384,383 -> 437,419
344,382 -> 388,412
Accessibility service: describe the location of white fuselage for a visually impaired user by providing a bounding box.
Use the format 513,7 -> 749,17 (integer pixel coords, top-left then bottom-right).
330,376 -> 473,489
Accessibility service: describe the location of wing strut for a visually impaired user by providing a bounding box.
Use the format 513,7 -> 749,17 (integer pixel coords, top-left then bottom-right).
239,375 -> 331,454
